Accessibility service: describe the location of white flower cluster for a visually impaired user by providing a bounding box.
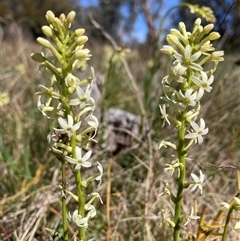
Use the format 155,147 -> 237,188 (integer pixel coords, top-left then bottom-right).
32,10 -> 102,231
159,18 -> 224,228
160,18 -> 223,145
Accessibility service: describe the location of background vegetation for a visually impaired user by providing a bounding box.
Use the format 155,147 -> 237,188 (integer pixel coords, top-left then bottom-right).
0,0 -> 240,240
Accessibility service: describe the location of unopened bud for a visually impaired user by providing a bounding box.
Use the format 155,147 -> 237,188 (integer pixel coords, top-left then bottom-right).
46,10 -> 55,22
37,37 -> 51,48
67,11 -> 76,24
166,34 -> 179,46
59,13 -> 66,23
209,32 -> 220,40
160,45 -> 176,55
77,36 -> 88,45
42,26 -> 53,37
194,18 -> 201,26
75,28 -> 85,36
203,24 -> 214,35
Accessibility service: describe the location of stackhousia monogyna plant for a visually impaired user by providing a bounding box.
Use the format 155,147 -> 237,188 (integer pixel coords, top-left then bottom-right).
31,10 -> 102,241
159,17 -> 225,241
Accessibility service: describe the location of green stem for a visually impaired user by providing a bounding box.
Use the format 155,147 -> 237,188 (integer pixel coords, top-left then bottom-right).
71,132 -> 86,241
173,113 -> 187,241
74,170 -> 86,240
61,160 -> 68,241
221,207 -> 233,241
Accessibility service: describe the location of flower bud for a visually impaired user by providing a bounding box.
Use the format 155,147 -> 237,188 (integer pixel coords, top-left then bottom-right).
203,24 -> 214,35
160,45 -> 176,55
166,34 -> 179,46
42,26 -> 53,37
67,11 -> 76,24
77,36 -> 88,45
37,37 -> 51,48
46,10 -> 55,21
179,22 -> 186,32
209,32 -> 220,40
59,13 -> 66,23
194,18 -> 201,26
53,17 -> 63,29
75,28 -> 85,36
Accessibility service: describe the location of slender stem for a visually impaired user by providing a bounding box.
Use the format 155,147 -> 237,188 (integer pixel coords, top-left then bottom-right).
74,171 -> 86,240
71,132 -> 86,241
221,207 -> 233,241
61,160 -> 68,241
174,113 -> 187,241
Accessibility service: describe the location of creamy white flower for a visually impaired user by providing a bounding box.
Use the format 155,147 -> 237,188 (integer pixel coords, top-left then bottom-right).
86,205 -> 96,219
87,115 -> 99,138
53,115 -> 81,139
36,85 -> 61,99
164,159 -> 182,177
185,118 -> 208,144
65,73 -> 81,88
178,89 -> 197,107
65,146 -> 92,170
68,210 -> 88,228
159,104 -> 170,126
37,96 -> 54,118
174,45 -> 203,71
184,207 -> 200,226
189,170 -> 205,195
69,85 -> 95,110
191,71 -> 214,100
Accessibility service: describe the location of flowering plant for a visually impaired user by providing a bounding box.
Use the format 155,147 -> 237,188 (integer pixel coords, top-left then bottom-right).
31,11 -> 102,241
159,18 -> 224,240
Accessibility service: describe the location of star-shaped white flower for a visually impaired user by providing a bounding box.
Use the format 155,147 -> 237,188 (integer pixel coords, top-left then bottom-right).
191,71 -> 214,100
68,210 -> 88,228
164,159 -> 182,177
87,115 -> 99,138
37,96 -> 54,118
69,85 -> 95,110
185,118 -> 208,144
86,205 -> 96,219
65,146 -> 92,170
178,89 -> 197,107
184,207 -> 200,226
53,115 -> 81,139
174,45 -> 203,71
189,170 -> 205,195
159,104 -> 171,126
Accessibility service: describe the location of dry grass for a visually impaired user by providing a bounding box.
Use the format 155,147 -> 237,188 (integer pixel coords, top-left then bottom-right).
0,22 -> 240,241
